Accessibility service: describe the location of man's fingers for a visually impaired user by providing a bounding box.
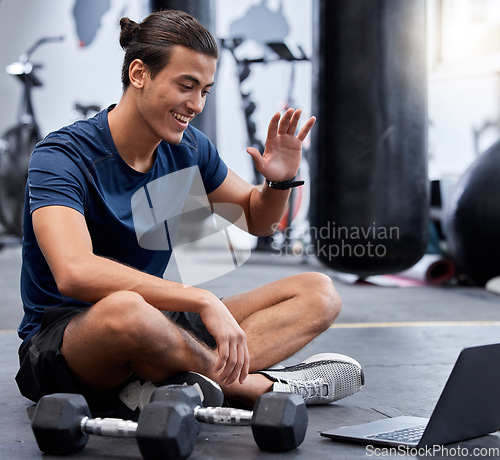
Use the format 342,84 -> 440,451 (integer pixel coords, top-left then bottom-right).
277,108 -> 294,135
201,297 -> 249,387
233,338 -> 249,385
246,146 -> 263,163
266,112 -> 281,140
223,344 -> 244,387
297,116 -> 316,142
214,334 -> 249,387
246,147 -> 266,177
267,109 -> 315,142
214,342 -> 229,376
239,343 -> 250,384
218,342 -> 238,386
287,109 -> 302,135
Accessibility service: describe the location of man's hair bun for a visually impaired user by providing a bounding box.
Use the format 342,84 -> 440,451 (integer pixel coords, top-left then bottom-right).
119,17 -> 139,50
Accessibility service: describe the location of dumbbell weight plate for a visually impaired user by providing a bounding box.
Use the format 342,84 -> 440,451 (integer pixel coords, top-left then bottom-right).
31,393 -> 91,455
251,392 -> 308,452
136,400 -> 198,460
151,384 -> 203,434
151,384 -> 202,408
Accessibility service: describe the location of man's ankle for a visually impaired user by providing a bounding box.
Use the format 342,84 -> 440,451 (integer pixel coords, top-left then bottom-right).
223,373 -> 274,407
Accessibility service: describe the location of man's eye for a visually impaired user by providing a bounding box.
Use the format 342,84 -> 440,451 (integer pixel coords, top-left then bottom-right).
203,90 -> 211,96
181,84 -> 192,91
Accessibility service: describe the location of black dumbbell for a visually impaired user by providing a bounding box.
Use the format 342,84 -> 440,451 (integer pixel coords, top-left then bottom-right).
152,385 -> 308,452
31,393 -> 197,460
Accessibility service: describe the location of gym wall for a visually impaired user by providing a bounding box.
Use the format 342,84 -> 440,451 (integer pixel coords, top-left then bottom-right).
0,0 -> 149,137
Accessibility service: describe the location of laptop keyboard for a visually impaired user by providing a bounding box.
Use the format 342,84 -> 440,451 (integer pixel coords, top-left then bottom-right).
367,425 -> 426,443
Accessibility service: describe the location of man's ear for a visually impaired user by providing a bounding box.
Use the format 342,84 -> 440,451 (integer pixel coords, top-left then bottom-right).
129,59 -> 147,89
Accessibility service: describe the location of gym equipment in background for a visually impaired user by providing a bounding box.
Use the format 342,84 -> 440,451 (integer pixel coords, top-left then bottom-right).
0,36 -> 63,240
442,140 -> 500,286
219,37 -> 311,254
310,0 -> 429,277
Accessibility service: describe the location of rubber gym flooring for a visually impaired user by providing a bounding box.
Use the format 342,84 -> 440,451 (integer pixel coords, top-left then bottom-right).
1,245 -> 499,459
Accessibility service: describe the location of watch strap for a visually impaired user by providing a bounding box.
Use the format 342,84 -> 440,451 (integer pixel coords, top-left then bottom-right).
266,178 -> 305,190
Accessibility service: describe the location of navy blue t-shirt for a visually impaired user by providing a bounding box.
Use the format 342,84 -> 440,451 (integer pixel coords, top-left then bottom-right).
18,107 -> 228,343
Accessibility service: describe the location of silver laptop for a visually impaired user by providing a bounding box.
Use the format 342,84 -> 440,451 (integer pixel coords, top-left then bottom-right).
321,343 -> 500,448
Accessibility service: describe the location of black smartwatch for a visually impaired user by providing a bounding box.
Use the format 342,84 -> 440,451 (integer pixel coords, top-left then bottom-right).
266,177 -> 305,190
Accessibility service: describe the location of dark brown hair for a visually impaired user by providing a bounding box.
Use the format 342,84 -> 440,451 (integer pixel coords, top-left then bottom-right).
119,10 -> 218,90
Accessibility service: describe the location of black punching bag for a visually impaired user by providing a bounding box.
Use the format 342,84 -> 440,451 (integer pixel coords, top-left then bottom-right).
443,141 -> 500,285
310,0 -> 429,277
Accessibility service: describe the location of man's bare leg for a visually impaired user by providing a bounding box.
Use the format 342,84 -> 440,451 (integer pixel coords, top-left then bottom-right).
219,272 -> 341,404
223,272 -> 341,371
61,272 -> 340,405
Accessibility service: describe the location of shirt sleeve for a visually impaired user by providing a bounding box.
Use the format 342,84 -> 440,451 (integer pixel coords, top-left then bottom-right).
28,138 -> 89,215
192,128 -> 228,194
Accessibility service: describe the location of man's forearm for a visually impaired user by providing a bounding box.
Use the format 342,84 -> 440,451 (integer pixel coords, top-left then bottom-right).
58,251 -> 214,313
247,181 -> 292,236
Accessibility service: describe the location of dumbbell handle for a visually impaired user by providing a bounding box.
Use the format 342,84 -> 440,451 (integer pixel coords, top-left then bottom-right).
194,406 -> 252,426
80,416 -> 138,438
80,405 -> 253,437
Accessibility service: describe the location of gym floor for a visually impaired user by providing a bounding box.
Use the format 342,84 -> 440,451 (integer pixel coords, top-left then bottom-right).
1,245 -> 499,459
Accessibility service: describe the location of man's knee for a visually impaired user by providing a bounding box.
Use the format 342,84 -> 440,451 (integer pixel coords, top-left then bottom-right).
89,291 -> 162,344
94,290 -> 146,317
300,272 -> 341,331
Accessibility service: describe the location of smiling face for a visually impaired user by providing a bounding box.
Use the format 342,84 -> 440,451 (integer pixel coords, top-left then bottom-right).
132,45 -> 217,145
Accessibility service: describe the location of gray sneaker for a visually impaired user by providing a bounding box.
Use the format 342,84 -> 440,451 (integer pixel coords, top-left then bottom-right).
258,353 -> 365,405
116,372 -> 223,419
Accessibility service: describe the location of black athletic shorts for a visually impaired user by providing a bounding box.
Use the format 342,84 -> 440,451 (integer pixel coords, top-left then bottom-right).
16,306 -> 216,414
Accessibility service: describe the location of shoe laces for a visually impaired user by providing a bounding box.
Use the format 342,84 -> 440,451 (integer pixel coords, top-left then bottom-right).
280,377 -> 330,402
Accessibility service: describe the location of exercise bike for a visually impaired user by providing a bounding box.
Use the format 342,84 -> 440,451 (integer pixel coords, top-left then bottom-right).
0,36 -> 63,240
220,38 -> 312,256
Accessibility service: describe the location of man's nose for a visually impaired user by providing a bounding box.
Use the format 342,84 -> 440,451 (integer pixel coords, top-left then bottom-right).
186,93 -> 205,114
